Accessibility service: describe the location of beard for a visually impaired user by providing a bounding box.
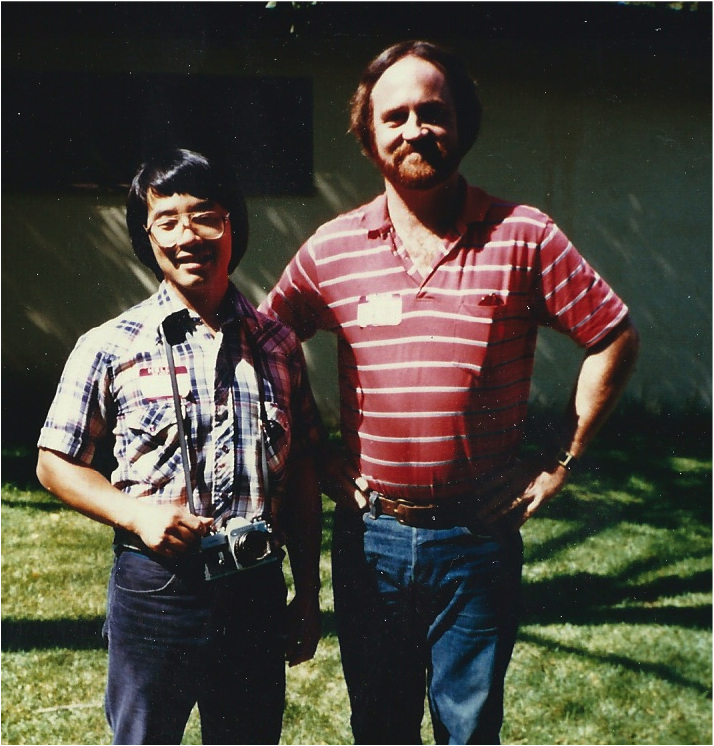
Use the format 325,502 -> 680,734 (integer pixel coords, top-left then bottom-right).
374,138 -> 461,190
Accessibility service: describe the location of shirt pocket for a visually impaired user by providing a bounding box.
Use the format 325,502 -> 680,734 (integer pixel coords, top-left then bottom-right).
124,400 -> 185,488
452,296 -> 532,377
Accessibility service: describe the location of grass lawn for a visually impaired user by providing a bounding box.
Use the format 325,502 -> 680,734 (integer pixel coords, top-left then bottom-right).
2,416 -> 711,744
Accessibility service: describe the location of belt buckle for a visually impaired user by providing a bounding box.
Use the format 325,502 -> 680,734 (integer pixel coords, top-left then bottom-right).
394,501 -> 411,525
395,499 -> 436,527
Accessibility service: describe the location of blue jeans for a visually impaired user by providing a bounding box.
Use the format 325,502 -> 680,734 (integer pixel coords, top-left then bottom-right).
103,549 -> 287,745
332,508 -> 523,745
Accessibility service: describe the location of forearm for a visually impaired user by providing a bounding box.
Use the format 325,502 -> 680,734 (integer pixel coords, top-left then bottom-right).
476,319 -> 639,528
315,439 -> 371,512
37,448 -> 143,532
286,529 -> 321,601
282,455 -> 322,599
280,453 -> 323,665
36,448 -> 211,555
563,318 -> 640,458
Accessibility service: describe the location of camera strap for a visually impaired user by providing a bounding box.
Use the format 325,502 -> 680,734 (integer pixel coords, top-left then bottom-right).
162,310 -> 198,516
243,323 -> 275,522
161,309 -> 276,523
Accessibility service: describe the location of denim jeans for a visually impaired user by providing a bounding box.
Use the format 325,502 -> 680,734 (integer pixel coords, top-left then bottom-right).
103,549 -> 287,745
332,508 -> 523,745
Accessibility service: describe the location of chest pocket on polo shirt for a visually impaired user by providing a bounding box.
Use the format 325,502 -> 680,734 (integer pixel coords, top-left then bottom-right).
263,402 -> 291,479
452,295 -> 532,378
124,400 -> 184,488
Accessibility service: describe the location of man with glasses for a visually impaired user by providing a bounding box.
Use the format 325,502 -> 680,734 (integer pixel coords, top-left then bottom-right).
37,148 -> 323,744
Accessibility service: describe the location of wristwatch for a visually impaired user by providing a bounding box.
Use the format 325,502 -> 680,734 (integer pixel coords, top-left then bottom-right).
556,449 -> 577,470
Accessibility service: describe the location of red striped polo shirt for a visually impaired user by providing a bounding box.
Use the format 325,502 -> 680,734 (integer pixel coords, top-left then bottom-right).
261,184 -> 628,502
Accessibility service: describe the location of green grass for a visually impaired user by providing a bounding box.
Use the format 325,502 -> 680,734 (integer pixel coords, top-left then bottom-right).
2,419 -> 711,744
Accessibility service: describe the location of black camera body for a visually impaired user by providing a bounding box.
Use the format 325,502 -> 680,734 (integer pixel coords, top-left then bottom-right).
201,517 -> 278,582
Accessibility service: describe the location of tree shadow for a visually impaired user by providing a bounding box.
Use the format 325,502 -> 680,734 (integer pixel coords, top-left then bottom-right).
3,412 -> 710,705
0,611 -> 341,652
1,617 -> 106,652
519,410 -> 711,621
1,495 -> 66,512
521,569 -> 711,629
517,629 -> 712,697
505,413 -> 713,698
319,609 -> 339,639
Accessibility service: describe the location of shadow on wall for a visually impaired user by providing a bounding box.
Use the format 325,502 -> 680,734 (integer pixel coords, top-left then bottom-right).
2,194 -> 153,446
3,7 -> 712,447
1,189 -> 346,449
3,144 -> 712,450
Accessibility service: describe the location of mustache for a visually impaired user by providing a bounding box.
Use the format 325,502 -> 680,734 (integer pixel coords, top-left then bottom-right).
393,138 -> 447,163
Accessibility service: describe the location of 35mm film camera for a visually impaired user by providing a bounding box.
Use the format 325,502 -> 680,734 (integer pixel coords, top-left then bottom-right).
201,517 -> 279,581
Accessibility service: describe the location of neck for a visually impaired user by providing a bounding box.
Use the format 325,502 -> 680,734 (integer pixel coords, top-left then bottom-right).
167,279 -> 229,333
384,172 -> 463,235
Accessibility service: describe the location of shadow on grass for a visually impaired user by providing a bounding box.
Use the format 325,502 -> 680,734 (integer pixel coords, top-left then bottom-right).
518,629 -> 712,697
521,569 -> 712,628
0,612 -> 341,652
519,409 -> 712,619
3,410 -> 711,700
1,495 -> 66,512
1,617 -> 106,652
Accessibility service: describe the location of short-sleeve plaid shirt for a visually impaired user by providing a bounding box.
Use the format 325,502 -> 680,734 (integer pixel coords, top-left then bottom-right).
39,282 -> 322,524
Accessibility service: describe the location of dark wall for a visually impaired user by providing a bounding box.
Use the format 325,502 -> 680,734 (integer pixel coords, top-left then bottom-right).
2,2 -> 711,448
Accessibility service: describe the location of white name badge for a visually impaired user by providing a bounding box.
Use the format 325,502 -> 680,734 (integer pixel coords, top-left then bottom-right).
357,293 -> 403,327
139,366 -> 191,401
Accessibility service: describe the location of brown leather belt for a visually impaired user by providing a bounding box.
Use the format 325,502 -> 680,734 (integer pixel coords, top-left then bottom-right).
371,494 -> 476,530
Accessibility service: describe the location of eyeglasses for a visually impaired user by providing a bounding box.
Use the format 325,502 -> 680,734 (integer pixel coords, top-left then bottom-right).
145,211 -> 230,248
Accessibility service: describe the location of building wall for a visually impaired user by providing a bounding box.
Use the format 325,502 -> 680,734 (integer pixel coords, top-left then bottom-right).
2,3 -> 711,444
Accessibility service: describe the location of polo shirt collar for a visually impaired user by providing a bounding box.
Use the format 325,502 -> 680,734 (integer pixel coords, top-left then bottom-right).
364,194 -> 392,240
364,178 -> 494,240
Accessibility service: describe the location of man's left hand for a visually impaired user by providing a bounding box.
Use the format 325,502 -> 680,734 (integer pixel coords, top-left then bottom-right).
285,593 -> 321,667
475,454 -> 569,529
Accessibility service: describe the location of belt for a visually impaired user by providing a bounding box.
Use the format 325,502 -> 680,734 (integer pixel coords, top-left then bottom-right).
370,493 -> 478,530
113,529 -> 157,556
112,529 -> 204,575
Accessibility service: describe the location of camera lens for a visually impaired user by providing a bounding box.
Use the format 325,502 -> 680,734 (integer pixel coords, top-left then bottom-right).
233,529 -> 272,565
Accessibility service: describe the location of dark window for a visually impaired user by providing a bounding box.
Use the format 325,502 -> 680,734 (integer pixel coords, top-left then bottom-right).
3,71 -> 313,196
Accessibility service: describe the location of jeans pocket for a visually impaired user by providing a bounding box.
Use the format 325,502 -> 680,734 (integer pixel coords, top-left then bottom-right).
108,551 -> 209,645
114,550 -> 177,594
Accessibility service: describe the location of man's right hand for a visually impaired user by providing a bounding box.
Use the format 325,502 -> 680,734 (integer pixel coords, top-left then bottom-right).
130,503 -> 213,558
318,443 -> 370,513
37,448 -> 213,558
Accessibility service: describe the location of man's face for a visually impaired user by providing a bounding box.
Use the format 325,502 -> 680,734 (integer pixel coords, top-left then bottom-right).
370,55 -> 461,189
145,190 -> 232,298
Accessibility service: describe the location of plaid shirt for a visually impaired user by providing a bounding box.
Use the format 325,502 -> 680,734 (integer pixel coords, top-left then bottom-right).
39,282 -> 322,524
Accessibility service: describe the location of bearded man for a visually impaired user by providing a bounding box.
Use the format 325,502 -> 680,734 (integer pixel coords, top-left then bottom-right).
260,41 -> 639,745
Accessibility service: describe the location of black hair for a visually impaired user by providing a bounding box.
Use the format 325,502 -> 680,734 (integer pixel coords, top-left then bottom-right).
126,148 -> 249,280
349,40 -> 482,161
